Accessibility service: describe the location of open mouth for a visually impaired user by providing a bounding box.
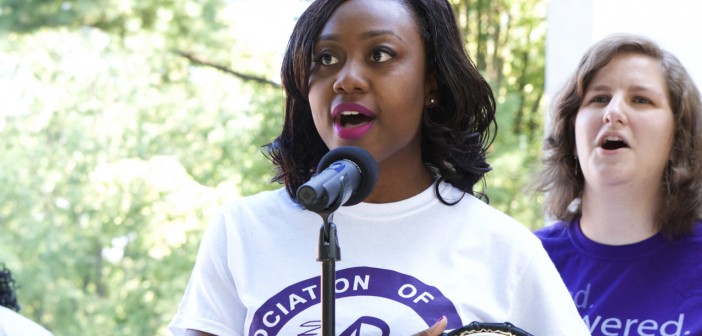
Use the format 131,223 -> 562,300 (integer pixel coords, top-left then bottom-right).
339,111 -> 374,127
331,103 -> 376,139
600,136 -> 628,150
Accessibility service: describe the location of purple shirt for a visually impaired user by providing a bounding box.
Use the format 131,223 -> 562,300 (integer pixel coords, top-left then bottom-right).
535,220 -> 702,336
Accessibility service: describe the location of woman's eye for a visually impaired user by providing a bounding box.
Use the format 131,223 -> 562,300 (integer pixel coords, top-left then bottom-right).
370,49 -> 393,63
320,54 -> 339,65
633,96 -> 652,104
314,52 -> 339,66
591,96 -> 610,104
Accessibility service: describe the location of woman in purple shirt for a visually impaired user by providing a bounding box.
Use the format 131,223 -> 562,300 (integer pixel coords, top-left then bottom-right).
531,33 -> 702,336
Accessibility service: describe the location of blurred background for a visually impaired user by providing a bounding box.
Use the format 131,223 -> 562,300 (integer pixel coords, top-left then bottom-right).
1,0 -> 698,335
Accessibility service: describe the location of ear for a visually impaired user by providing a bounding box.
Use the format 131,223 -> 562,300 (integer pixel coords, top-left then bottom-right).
668,138 -> 678,162
424,71 -> 439,106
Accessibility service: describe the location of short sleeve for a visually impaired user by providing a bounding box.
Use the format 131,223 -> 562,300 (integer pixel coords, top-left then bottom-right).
169,210 -> 246,336
508,244 -> 590,335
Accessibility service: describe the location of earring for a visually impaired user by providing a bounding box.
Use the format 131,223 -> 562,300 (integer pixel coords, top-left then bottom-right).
430,98 -> 436,104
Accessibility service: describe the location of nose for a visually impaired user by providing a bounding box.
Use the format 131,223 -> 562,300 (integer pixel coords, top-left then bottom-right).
333,60 -> 368,94
602,97 -> 628,125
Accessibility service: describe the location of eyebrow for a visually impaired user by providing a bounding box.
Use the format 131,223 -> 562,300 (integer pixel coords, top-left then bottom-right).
588,84 -> 665,98
318,29 -> 404,42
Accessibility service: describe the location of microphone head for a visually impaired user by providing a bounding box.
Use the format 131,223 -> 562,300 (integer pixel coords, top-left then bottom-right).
316,146 -> 378,206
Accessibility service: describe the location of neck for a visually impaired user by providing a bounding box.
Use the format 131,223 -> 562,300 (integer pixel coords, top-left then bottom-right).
364,161 -> 434,204
580,183 -> 661,245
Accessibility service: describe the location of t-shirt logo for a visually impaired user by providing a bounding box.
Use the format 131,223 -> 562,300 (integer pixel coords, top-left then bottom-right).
340,316 -> 389,336
248,266 -> 463,335
571,283 -> 692,336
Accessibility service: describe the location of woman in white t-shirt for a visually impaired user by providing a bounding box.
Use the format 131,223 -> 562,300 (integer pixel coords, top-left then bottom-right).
169,1 -> 589,335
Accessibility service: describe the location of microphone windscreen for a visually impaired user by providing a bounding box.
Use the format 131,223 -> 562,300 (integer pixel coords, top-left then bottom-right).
316,146 -> 378,206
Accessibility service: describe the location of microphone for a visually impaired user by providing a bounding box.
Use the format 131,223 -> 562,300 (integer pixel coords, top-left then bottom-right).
296,146 -> 378,213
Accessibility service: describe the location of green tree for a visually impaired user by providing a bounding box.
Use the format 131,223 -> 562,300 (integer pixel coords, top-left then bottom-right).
452,0 -> 547,229
0,0 -> 548,335
0,0 -> 285,334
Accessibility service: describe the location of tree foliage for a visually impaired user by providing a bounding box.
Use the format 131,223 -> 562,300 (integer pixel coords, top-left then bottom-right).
0,0 -> 546,334
452,0 -> 547,228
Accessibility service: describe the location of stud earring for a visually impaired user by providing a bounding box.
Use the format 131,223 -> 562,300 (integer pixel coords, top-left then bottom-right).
429,98 -> 436,105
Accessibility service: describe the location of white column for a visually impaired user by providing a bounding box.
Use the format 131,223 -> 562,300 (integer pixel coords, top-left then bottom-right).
545,0 -> 702,112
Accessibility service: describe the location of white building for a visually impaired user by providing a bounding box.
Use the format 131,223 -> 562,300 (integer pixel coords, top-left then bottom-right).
546,0 -> 702,111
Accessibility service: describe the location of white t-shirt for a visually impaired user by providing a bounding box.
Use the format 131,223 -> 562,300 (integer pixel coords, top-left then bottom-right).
170,182 -> 589,335
0,306 -> 53,336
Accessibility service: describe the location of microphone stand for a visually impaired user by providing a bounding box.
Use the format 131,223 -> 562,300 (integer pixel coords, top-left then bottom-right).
317,208 -> 340,336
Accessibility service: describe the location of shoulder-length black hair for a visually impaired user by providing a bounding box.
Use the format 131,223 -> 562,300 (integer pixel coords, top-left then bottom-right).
265,0 -> 497,205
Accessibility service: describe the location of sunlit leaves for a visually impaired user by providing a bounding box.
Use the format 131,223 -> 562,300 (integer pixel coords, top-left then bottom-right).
452,0 -> 547,229
0,0 -> 282,334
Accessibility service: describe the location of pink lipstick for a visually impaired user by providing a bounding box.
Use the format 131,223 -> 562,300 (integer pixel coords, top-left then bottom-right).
331,103 -> 376,140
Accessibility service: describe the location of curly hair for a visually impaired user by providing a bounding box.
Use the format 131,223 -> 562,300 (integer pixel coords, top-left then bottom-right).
0,263 -> 20,312
531,33 -> 702,239
265,0 -> 496,205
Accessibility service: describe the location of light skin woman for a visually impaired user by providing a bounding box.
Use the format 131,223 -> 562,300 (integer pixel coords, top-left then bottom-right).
534,34 -> 702,242
576,51 -> 675,244
533,33 -> 702,335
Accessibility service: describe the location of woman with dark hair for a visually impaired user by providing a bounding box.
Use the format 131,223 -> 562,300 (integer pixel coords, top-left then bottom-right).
272,0 -> 496,203
170,1 -> 587,335
532,33 -> 702,335
0,264 -> 53,336
0,264 -> 20,312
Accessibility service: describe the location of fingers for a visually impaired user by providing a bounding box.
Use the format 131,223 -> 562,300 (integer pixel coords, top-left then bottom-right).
412,315 -> 448,336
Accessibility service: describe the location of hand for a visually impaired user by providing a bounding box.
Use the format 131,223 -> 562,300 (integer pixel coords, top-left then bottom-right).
412,315 -> 447,336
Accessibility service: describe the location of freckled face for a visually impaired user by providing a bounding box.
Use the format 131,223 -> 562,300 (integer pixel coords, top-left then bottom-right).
575,53 -> 674,190
307,0 -> 433,171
